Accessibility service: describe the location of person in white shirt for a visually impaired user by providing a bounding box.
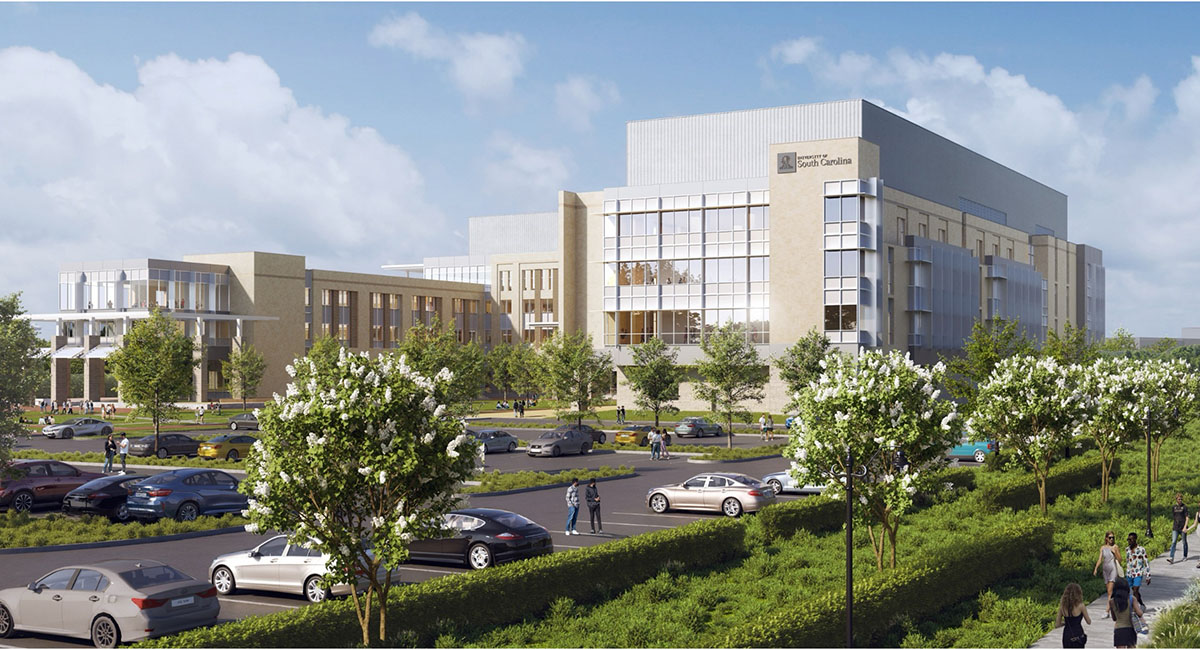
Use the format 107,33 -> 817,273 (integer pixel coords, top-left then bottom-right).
117,434 -> 130,474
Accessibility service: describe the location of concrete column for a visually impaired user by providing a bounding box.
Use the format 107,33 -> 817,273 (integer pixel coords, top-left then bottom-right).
193,318 -> 208,402
83,335 -> 105,401
50,335 -> 70,406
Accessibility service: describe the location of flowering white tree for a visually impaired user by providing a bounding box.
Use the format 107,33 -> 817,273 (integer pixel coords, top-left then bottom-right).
1078,357 -> 1141,502
785,349 -> 958,570
241,346 -> 479,645
967,355 -> 1092,514
1138,358 -> 1198,481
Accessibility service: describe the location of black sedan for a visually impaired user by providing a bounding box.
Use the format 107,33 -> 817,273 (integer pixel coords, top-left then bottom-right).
469,429 -> 521,453
227,413 -> 259,431
408,508 -> 553,570
128,433 -> 201,458
62,474 -> 145,522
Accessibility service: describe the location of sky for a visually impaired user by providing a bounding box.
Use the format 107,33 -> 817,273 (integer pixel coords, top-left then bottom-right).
1,2 -> 1198,337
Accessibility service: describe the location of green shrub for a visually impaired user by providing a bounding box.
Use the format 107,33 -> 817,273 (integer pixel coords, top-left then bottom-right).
463,465 -> 634,493
134,516 -> 747,648
756,496 -> 845,542
979,453 -> 1118,511
913,465 -> 978,508
723,515 -> 1054,647
12,449 -> 244,470
0,510 -> 246,549
1150,582 -> 1200,648
690,444 -> 786,461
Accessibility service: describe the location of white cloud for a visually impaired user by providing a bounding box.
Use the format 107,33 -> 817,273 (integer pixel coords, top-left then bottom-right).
554,75 -> 620,131
770,38 -> 819,65
368,12 -> 529,109
768,38 -> 1200,336
482,132 -> 571,207
0,47 -> 445,315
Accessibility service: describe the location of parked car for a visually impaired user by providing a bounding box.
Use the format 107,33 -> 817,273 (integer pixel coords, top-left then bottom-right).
0,559 -> 219,648
469,429 -> 521,453
62,474 -> 146,522
128,434 -> 201,459
41,418 -> 112,439
124,468 -> 248,522
948,437 -> 995,463
614,425 -> 654,446
408,508 -> 553,570
761,469 -> 826,495
646,472 -> 776,517
197,433 -> 257,461
226,413 -> 259,431
674,417 -> 723,438
550,423 -> 606,444
526,428 -> 592,457
209,535 -> 387,603
0,460 -> 104,513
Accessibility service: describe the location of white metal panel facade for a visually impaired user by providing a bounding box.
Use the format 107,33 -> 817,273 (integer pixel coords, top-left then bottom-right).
467,212 -> 560,257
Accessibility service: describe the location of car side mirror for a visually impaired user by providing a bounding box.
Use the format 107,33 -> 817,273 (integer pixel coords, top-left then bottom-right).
682,484 -> 690,489
27,582 -> 41,592
249,550 -> 261,558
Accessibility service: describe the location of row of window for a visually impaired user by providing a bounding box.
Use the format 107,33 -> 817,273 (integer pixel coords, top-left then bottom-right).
495,268 -> 556,293
602,309 -> 770,345
603,206 -> 770,237
605,257 -> 771,287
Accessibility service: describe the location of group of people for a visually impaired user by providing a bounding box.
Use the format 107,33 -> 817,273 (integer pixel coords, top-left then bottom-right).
564,477 -> 602,535
648,428 -> 672,460
504,399 -> 534,417
36,399 -> 117,417
758,413 -> 776,441
615,405 -> 627,424
102,433 -> 130,474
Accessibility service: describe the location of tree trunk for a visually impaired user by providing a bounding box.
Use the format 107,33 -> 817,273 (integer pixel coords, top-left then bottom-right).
726,414 -> 733,450
1036,476 -> 1048,515
349,585 -> 370,646
886,522 -> 898,569
1100,454 -> 1111,503
866,524 -> 884,571
378,570 -> 391,643
654,410 -> 659,428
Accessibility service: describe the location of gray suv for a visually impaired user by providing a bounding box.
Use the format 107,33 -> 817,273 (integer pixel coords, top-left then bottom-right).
526,429 -> 592,457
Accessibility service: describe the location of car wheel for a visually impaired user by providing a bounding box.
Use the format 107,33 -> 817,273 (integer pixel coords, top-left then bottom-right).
91,615 -> 120,649
0,603 -> 13,638
226,449 -> 240,461
722,498 -> 744,518
581,443 -> 592,455
63,428 -> 74,439
507,441 -> 516,453
156,448 -> 169,459
467,543 -> 493,570
551,446 -> 561,458
113,503 -> 131,523
101,426 -> 112,436
176,501 -> 199,522
11,491 -> 33,513
212,566 -> 236,595
230,422 -> 238,431
304,575 -> 329,603
974,450 -> 986,464
649,493 -> 669,513
598,433 -> 607,444
768,479 -> 784,495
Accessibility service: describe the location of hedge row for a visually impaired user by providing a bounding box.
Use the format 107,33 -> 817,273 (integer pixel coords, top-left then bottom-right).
723,514 -> 1054,647
135,516 -> 747,648
980,453 -> 1118,512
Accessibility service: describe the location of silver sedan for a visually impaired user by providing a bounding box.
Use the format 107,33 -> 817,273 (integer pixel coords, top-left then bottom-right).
646,472 -> 776,517
0,559 -> 219,648
761,469 -> 827,495
42,418 -> 113,439
210,535 -> 384,603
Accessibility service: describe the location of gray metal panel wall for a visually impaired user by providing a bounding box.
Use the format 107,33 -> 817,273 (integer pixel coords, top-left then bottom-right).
626,100 -> 863,186
467,212 -> 560,257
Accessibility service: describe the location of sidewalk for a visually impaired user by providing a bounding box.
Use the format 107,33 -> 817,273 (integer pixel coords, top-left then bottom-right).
1032,530 -> 1197,648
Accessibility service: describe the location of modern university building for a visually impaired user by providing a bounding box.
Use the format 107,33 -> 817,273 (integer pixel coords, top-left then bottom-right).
32,100 -> 1105,412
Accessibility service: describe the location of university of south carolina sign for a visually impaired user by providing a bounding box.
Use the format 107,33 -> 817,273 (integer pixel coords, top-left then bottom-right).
777,152 -> 853,173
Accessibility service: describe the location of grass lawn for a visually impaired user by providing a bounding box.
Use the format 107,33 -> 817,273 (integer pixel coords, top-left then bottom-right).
0,510 -> 246,549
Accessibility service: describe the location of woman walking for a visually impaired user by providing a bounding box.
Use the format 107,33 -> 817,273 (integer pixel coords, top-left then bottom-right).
1108,577 -> 1143,648
1056,582 -> 1091,648
1092,530 -> 1123,617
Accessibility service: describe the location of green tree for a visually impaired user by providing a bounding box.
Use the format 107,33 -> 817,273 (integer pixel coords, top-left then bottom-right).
106,309 -> 198,453
508,342 -> 542,401
1137,358 -> 1198,481
245,346 -> 479,645
1144,337 -> 1179,358
693,323 -> 768,449
221,342 -> 266,411
486,342 -> 516,402
623,337 -> 683,427
396,319 -> 486,417
537,331 -> 613,427
942,318 -> 1036,415
1042,321 -> 1098,365
1100,327 -> 1138,357
1078,357 -> 1141,501
305,336 -> 343,376
0,294 -> 46,467
773,327 -> 833,409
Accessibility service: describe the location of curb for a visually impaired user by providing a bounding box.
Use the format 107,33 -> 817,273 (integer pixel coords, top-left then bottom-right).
0,525 -> 250,555
463,472 -> 638,497
687,454 -> 784,465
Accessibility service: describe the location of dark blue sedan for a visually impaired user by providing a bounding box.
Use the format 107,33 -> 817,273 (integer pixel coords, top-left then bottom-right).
125,469 -> 248,522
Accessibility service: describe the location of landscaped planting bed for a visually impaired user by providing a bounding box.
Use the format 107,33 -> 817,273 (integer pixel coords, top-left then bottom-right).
0,510 -> 247,549
463,465 -> 635,493
12,449 -> 246,470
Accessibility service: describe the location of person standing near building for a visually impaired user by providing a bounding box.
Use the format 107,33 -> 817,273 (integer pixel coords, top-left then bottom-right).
102,434 -> 116,474
766,414 -> 775,442
759,414 -> 768,441
117,433 -> 130,474
564,477 -> 580,535
586,478 -> 603,534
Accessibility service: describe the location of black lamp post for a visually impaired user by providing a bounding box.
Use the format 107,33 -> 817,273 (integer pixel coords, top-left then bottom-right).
1145,414 -> 1153,539
831,445 -> 880,648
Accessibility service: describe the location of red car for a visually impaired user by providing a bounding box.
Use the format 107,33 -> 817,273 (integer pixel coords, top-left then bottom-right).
0,460 -> 105,513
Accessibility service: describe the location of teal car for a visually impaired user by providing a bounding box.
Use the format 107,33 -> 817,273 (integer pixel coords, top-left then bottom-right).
948,437 -> 994,463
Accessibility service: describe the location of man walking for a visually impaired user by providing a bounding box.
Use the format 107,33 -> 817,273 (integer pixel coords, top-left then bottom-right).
565,477 -> 580,535
586,478 -> 603,534
1170,492 -> 1189,563
117,433 -> 130,474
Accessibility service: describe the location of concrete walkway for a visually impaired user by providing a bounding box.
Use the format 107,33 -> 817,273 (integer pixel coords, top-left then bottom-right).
1032,531 -> 1197,648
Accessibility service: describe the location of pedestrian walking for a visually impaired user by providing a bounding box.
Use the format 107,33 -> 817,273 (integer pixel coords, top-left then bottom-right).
1108,577 -> 1143,648
1056,582 -> 1091,648
661,430 -> 671,460
759,414 -> 768,441
586,478 -> 603,534
649,428 -> 662,460
766,414 -> 775,442
565,478 -> 580,535
117,433 -> 130,474
102,434 -> 116,474
1126,532 -> 1150,610
1093,530 -> 1123,617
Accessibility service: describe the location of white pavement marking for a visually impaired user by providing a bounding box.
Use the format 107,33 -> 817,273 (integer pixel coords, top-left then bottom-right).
556,544 -> 585,549
218,597 -> 301,609
399,566 -> 462,574
613,511 -> 700,520
602,521 -> 676,529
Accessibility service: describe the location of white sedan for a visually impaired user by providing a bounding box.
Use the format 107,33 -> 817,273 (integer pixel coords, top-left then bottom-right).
761,470 -> 827,495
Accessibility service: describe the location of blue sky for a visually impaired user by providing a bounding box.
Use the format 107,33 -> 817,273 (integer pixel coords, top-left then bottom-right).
2,2 -> 1198,336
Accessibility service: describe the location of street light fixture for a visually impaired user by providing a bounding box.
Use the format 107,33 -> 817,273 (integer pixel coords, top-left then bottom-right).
830,445 -> 885,648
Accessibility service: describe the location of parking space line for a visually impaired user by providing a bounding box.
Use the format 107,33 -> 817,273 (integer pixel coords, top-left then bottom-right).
555,544 -> 585,549
218,597 -> 301,609
613,511 -> 701,520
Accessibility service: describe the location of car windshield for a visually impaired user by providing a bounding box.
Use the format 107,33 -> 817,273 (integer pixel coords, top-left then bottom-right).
487,512 -> 535,528
731,475 -> 761,487
118,564 -> 193,589
209,435 -> 232,442
67,419 -> 86,425
539,431 -> 565,439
